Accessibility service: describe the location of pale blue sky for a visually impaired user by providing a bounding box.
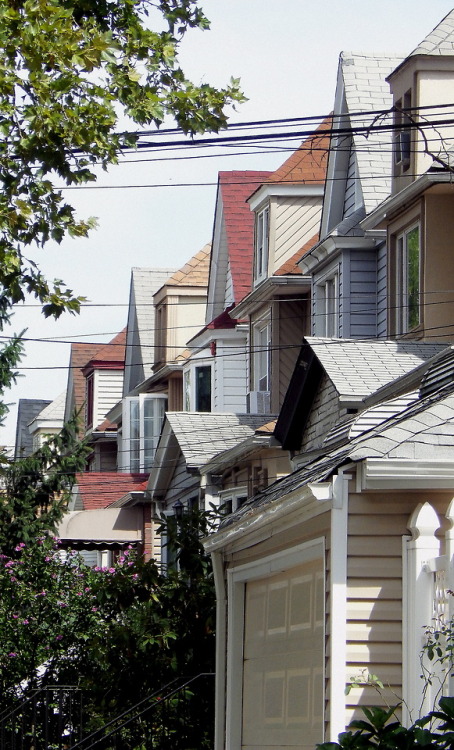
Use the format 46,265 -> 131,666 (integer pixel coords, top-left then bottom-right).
3,1 -> 454,449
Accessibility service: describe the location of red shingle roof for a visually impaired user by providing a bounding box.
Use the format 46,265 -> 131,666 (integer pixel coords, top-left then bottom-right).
75,472 -> 149,510
218,171 -> 272,305
266,117 -> 331,185
70,330 -> 126,413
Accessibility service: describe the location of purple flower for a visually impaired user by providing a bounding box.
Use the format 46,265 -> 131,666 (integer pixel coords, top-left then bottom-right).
91,606 -> 98,612
12,614 -> 18,619
5,561 -> 15,568
108,567 -> 115,574
55,635 -> 63,641
14,543 -> 25,551
8,652 -> 17,657
22,619 -> 29,625
57,601 -> 67,607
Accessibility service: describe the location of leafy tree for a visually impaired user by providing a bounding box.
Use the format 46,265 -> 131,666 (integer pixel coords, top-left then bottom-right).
0,0 -> 244,318
0,511 -> 216,749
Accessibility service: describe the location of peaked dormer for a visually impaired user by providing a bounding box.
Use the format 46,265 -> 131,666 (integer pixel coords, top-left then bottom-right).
388,10 -> 454,193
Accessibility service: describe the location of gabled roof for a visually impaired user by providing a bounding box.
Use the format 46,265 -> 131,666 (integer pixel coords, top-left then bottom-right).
265,117 -> 331,186
86,329 -> 126,366
163,244 -> 211,288
275,337 -> 446,450
218,347 -> 454,532
165,412 -> 272,470
73,472 -> 148,510
215,171 -> 272,307
14,399 -> 52,458
123,267 -> 176,393
35,390 -> 66,422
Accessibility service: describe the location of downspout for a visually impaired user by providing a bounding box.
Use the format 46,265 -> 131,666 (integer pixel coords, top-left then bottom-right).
211,550 -> 226,750
329,466 -> 351,740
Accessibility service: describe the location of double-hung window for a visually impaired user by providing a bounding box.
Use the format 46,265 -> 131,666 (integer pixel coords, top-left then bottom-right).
254,206 -> 269,284
122,394 -> 167,472
315,269 -> 339,337
253,318 -> 271,392
395,224 -> 420,334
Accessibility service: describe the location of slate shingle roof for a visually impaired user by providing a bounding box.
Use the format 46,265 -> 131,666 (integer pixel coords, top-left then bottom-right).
408,10 -> 454,57
218,171 -> 272,305
75,472 -> 149,510
307,337 -> 445,400
165,412 -> 274,469
14,399 -> 52,458
341,52 -> 403,214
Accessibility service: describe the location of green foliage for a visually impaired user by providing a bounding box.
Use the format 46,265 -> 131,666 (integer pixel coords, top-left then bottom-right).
0,0 -> 245,316
0,510 -> 216,748
0,414 -> 89,555
318,698 -> 454,750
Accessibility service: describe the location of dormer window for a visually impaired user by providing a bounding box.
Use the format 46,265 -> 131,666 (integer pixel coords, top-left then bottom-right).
395,224 -> 420,334
254,206 -> 269,284
394,90 -> 412,172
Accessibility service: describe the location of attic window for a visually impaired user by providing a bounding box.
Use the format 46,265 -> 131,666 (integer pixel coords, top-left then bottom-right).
254,205 -> 269,284
394,90 -> 412,172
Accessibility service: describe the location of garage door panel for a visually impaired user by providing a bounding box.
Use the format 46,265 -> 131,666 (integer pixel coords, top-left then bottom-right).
242,558 -> 324,750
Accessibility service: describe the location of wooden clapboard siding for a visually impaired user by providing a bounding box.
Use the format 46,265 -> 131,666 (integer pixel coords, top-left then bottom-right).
343,144 -> 357,218
95,370 -> 123,426
273,196 -> 322,272
162,453 -> 199,509
377,242 -> 387,338
346,491 -> 409,719
301,375 -> 340,452
275,299 -> 309,411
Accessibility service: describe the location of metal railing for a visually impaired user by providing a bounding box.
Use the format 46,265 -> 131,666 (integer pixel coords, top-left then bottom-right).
67,672 -> 215,750
0,686 -> 84,750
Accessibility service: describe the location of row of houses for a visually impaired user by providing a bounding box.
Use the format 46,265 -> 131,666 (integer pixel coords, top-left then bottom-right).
13,9 -> 454,750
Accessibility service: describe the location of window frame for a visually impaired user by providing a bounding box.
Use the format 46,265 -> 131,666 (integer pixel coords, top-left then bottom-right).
395,223 -> 421,335
253,205 -> 270,285
122,393 -> 167,472
252,315 -> 271,394
182,362 -> 213,412
314,265 -> 340,337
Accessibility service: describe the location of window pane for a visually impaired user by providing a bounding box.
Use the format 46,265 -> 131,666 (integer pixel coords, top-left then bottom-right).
406,226 -> 420,330
195,366 -> 212,412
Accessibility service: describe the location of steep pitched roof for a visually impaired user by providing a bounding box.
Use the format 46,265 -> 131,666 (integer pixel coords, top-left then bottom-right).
165,412 -> 273,469
164,243 -> 211,287
74,472 -> 149,510
307,337 -> 445,400
33,391 -> 66,423
87,329 -> 126,365
218,171 -> 272,305
14,399 -> 52,458
341,52 -> 403,214
408,10 -> 454,57
124,268 -> 176,392
265,117 -> 331,186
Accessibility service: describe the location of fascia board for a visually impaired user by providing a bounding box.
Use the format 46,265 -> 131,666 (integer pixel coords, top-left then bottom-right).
248,183 -> 324,212
204,481 -> 332,553
201,435 -> 270,475
358,458 -> 454,491
187,325 -> 247,350
299,236 -> 376,274
104,400 -> 122,424
234,276 -> 311,318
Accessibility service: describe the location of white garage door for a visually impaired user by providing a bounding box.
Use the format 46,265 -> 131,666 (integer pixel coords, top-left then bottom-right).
242,558 -> 324,750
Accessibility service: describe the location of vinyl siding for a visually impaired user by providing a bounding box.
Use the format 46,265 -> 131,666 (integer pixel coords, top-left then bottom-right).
348,251 -> 378,339
343,145 -> 357,218
377,242 -> 387,338
214,340 -> 248,413
162,453 -> 200,510
344,492 -> 412,723
94,370 -> 123,427
224,263 -> 234,308
301,376 -> 340,453
272,196 -> 322,272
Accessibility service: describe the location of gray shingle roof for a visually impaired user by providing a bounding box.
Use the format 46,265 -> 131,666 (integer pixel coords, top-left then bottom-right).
307,337 -> 445,400
14,399 -> 51,458
341,52 -> 402,214
165,412 -> 271,469
124,268 -> 176,392
220,361 -> 454,529
34,390 -> 66,422
408,11 -> 454,57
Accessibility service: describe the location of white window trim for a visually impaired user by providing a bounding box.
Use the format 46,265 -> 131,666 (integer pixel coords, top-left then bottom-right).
314,264 -> 340,337
218,486 -> 248,514
226,539 -> 325,750
253,205 -> 270,285
182,361 -> 213,412
122,393 -> 167,472
252,314 -> 271,394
